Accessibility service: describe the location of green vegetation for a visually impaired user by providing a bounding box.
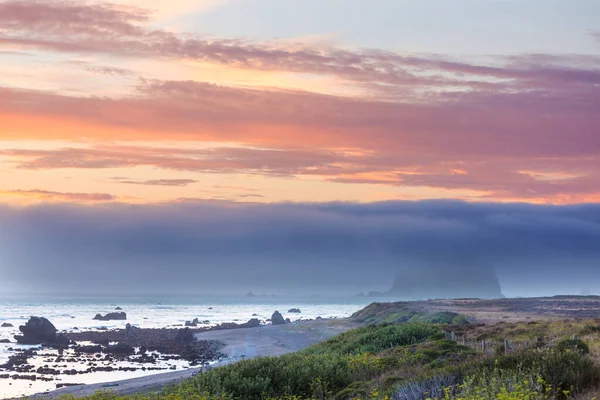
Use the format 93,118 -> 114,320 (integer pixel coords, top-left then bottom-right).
350,303 -> 470,326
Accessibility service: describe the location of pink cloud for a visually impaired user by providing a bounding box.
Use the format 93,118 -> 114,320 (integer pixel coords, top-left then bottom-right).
111,178 -> 197,186
2,143 -> 599,202
0,189 -> 116,202
1,0 -> 598,97
1,79 -> 598,160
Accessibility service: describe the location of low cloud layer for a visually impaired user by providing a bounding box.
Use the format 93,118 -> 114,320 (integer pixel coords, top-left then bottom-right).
1,201 -> 599,298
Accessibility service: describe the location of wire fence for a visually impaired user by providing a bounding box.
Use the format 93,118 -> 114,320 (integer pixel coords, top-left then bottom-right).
443,331 -> 580,355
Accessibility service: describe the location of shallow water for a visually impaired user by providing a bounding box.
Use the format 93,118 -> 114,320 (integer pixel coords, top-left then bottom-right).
0,297 -> 369,398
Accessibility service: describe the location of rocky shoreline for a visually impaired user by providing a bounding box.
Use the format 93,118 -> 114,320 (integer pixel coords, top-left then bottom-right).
0,311 -> 301,393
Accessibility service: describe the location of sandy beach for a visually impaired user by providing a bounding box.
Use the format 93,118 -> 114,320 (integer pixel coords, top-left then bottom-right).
26,319 -> 355,399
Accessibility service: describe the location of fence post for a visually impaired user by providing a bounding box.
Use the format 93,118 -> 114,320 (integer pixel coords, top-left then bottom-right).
451,331 -> 456,342
481,340 -> 485,352
573,334 -> 578,340
504,338 -> 509,354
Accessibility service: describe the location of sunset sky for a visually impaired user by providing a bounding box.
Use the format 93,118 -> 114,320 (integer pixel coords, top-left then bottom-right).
1,1 -> 600,297
1,0 -> 598,206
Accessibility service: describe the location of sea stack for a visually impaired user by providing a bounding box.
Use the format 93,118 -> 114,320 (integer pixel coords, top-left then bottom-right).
14,317 -> 57,344
386,264 -> 503,300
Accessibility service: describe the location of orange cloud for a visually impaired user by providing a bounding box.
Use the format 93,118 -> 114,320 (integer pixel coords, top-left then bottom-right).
0,189 -> 116,203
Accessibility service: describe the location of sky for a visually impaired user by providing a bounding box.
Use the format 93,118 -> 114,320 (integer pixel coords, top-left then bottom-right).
0,1 -> 599,297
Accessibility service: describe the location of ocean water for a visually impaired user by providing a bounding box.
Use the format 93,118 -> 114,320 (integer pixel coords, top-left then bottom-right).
0,297 -> 370,398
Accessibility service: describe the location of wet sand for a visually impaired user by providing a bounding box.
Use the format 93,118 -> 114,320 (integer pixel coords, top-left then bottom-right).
25,319 -> 355,399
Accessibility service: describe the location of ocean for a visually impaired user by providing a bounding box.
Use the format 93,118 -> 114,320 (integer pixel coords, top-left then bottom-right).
0,297 -> 370,398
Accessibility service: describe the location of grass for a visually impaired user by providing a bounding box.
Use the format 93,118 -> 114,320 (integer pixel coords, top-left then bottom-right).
350,304 -> 470,326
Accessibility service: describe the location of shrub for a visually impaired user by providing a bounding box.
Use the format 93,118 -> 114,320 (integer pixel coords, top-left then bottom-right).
476,348 -> 598,396
556,338 -> 590,354
393,373 -> 461,400
444,368 -> 554,400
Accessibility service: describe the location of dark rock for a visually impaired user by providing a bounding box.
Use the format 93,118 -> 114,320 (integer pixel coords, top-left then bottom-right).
185,320 -> 197,327
104,343 -> 135,355
115,307 -> 123,310
271,311 -> 285,325
1,322 -> 14,328
175,328 -> 194,343
95,338 -> 109,346
245,318 -> 261,328
93,312 -> 126,321
285,318 -> 291,324
75,345 -> 102,354
46,334 -> 71,348
216,322 -> 239,329
14,317 -> 58,344
252,313 -> 258,316
316,316 -> 323,320
56,383 -> 84,388
288,308 -> 301,313
125,323 -> 141,338
0,339 -> 10,343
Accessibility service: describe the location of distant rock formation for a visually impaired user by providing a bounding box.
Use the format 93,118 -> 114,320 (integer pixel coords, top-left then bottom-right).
93,312 -> 127,321
1,322 -> 13,327
271,311 -> 286,325
385,265 -> 503,300
14,317 -> 58,344
288,308 -> 301,313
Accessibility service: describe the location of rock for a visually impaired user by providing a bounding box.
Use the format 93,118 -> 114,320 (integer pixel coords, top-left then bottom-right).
115,307 -> 123,311
93,312 -> 126,321
271,311 -> 286,325
285,318 -> 291,324
192,318 -> 199,324
104,343 -> 135,355
0,339 -> 10,343
316,316 -> 323,320
252,313 -> 258,316
47,334 -> 71,347
175,328 -> 194,343
14,317 -> 58,344
385,264 -> 504,300
288,308 -> 301,313
1,322 -> 14,328
185,320 -> 197,327
74,345 -> 102,354
125,323 -> 141,338
243,318 -> 260,328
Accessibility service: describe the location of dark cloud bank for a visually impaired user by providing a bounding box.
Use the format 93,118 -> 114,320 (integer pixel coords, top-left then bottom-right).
1,201 -> 599,298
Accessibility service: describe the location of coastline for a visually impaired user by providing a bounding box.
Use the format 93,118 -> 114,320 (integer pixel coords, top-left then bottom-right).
24,319 -> 357,399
